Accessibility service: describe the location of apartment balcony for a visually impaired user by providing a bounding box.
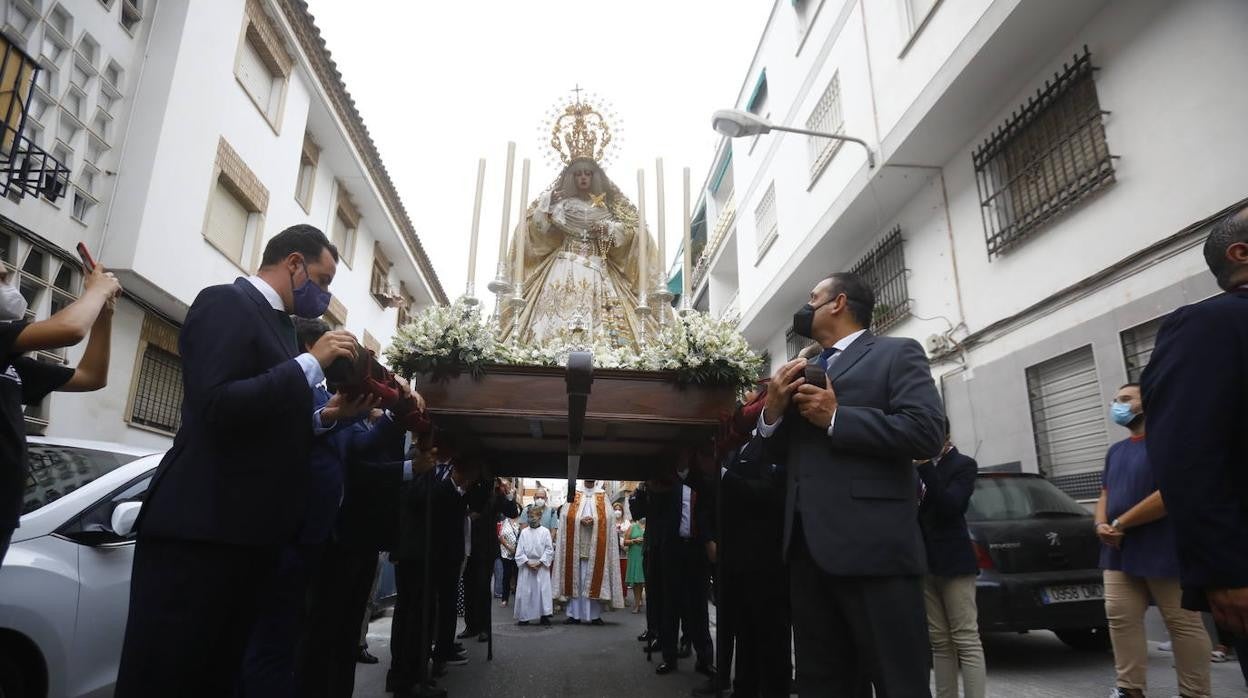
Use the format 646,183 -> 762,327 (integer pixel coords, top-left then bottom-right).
718,290 -> 741,324
691,190 -> 736,293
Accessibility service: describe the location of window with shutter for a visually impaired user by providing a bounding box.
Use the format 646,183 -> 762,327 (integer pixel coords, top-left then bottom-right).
1025,345 -> 1108,500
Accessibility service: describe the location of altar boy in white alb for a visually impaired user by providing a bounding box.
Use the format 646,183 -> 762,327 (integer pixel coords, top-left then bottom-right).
553,480 -> 625,624
514,507 -> 555,625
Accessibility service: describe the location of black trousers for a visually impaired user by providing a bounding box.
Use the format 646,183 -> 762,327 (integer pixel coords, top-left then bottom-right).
722,564 -> 792,697
462,550 -> 493,633
240,545 -> 320,698
434,560 -> 461,661
497,554 -> 517,599
295,542 -> 379,698
658,539 -> 713,665
389,559 -> 431,691
789,534 -> 930,698
116,538 -> 282,698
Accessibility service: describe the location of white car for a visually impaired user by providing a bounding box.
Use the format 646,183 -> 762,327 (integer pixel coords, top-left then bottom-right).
0,437 -> 163,698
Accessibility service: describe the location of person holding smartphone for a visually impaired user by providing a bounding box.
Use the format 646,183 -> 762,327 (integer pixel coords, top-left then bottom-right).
0,258 -> 121,568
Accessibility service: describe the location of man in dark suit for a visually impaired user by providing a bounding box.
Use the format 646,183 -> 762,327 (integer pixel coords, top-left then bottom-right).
240,318 -> 382,698
460,477 -> 521,643
698,427 -> 793,698
916,420 -> 984,697
760,272 -> 944,697
115,226 -> 357,697
1142,204 -> 1248,636
631,453 -> 716,677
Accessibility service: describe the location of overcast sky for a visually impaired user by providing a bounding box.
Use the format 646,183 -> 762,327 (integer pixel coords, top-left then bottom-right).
303,0 -> 774,302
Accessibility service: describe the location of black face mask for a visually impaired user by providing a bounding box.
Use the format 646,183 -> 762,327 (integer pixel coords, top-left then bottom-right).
792,298 -> 832,339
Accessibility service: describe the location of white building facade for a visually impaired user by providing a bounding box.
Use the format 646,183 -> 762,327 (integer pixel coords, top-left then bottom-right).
688,0 -> 1247,499
0,0 -> 446,451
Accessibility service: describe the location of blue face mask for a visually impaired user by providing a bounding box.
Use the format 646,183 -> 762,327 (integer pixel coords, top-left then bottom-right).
1110,401 -> 1138,427
291,261 -> 332,319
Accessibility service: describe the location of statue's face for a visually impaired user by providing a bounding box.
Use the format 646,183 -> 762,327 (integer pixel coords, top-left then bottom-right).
574,167 -> 593,193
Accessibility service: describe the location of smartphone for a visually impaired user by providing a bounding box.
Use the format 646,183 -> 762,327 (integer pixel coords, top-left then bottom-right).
803,363 -> 828,389
76,242 -> 96,272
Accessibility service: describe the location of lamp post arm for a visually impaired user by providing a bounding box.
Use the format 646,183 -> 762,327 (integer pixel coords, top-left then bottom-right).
768,125 -> 876,168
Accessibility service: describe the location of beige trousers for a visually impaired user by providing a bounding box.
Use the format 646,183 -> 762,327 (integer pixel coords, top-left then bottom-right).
1103,570 -> 1211,697
924,575 -> 986,698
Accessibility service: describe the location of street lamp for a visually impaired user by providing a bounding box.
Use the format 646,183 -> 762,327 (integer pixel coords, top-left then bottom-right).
711,109 -> 876,169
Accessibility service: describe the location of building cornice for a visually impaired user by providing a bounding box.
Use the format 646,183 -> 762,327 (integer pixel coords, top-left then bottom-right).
277,0 -> 448,305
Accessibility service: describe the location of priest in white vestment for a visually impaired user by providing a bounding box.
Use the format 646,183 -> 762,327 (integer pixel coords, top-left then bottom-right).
553,480 -> 625,624
513,507 -> 555,625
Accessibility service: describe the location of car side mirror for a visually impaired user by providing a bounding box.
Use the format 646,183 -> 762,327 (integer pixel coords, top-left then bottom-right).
110,501 -> 143,539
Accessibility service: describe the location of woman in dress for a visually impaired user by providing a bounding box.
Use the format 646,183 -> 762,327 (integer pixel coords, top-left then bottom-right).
624,517 -> 646,613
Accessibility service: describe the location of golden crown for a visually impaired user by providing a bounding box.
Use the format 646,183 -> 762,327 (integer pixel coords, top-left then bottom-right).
542,88 -> 620,167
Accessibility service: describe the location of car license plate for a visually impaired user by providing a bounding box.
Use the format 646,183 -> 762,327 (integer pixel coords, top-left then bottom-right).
1041,584 -> 1104,605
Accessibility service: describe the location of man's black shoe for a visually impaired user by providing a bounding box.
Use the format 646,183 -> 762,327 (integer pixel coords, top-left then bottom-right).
564,617 -> 581,625
539,616 -> 552,626
656,662 -> 678,675
590,618 -> 605,626
477,631 -> 490,642
356,646 -> 380,664
695,662 -> 717,679
637,631 -> 652,642
643,639 -> 660,653
456,629 -> 475,640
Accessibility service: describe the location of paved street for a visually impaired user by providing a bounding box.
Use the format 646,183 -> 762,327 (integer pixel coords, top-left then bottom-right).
354,604 -> 1248,697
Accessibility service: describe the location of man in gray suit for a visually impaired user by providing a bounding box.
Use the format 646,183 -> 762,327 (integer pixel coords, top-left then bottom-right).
759,272 -> 944,697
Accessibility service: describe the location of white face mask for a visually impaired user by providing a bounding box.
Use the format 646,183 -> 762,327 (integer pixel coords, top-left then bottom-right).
534,498 -> 547,508
0,282 -> 28,322
614,510 -> 623,519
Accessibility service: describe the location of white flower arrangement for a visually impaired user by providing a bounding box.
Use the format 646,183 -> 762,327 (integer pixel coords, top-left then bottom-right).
386,298 -> 763,387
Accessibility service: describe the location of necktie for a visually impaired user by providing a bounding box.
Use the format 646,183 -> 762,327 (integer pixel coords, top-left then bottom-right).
818,347 -> 840,371
275,310 -> 297,353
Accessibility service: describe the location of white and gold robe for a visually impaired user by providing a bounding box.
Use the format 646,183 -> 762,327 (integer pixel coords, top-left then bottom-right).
552,485 -> 625,615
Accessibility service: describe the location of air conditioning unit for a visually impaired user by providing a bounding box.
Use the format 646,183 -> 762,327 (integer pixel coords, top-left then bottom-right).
925,333 -> 950,355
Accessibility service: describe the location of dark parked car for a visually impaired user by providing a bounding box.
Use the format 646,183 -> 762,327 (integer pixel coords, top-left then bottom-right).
967,472 -> 1109,650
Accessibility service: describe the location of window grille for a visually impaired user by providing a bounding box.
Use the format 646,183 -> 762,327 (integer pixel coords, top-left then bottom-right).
973,47 -> 1114,258
784,329 -> 811,361
130,344 -> 183,433
1120,316 -> 1166,383
754,182 -> 777,257
849,226 -> 909,332
806,72 -> 844,181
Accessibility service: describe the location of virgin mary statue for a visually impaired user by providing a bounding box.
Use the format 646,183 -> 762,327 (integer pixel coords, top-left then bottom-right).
500,97 -> 666,350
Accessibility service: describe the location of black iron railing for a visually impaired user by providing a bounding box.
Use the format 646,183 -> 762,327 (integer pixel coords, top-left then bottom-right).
0,37 -> 70,202
973,47 -> 1115,258
850,226 -> 910,332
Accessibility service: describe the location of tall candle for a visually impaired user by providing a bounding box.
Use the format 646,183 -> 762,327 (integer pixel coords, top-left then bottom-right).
466,158 -> 486,294
655,158 -> 666,284
682,167 -> 692,304
513,159 -> 530,289
497,142 -> 516,276
636,169 -> 648,302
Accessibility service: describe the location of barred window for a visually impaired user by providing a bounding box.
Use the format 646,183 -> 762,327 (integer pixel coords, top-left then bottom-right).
784,329 -> 812,361
849,226 -> 910,332
130,314 -> 183,434
973,47 -> 1114,258
130,346 -> 183,433
754,182 -> 778,259
806,72 -> 844,182
1120,316 -> 1166,383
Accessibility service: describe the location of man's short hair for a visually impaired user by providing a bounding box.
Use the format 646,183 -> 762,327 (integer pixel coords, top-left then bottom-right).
294,317 -> 330,350
824,272 -> 876,329
261,224 -> 339,267
1203,204 -> 1248,289
1118,382 -> 1141,392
